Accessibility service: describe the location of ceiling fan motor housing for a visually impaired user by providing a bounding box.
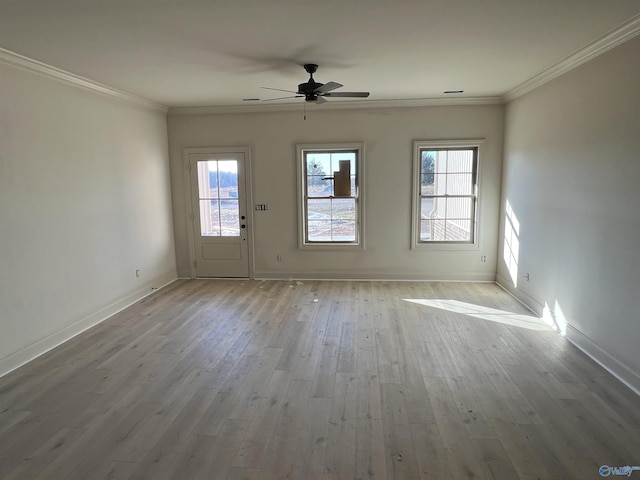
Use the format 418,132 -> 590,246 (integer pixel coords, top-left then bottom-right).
298,63 -> 322,99
298,81 -> 323,95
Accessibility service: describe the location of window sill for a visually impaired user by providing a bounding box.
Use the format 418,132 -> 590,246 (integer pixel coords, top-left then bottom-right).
411,241 -> 479,251
299,242 -> 364,252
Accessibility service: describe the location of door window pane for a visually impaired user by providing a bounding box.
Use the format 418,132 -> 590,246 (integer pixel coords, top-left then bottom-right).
220,199 -> 240,235
199,200 -> 220,236
197,159 -> 240,236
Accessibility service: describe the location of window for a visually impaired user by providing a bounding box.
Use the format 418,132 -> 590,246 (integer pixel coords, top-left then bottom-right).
297,143 -> 364,248
412,140 -> 481,246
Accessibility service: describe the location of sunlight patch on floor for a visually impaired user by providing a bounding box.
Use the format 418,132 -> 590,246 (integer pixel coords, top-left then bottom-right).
403,298 -> 554,331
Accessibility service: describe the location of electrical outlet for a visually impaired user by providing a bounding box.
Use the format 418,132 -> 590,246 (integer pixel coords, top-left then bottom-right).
480,255 -> 487,263
277,254 -> 282,262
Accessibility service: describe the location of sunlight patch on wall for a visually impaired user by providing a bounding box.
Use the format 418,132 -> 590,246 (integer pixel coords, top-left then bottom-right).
503,200 -> 520,287
542,301 -> 569,336
404,298 -> 553,331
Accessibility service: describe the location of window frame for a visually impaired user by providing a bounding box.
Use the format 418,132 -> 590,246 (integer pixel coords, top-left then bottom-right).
411,139 -> 483,250
296,142 -> 365,250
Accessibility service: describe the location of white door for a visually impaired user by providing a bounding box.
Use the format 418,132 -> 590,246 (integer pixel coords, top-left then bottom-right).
189,151 -> 250,277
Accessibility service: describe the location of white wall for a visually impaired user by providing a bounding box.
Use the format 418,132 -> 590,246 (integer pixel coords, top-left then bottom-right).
0,61 -> 177,375
168,104 -> 504,280
498,36 -> 640,392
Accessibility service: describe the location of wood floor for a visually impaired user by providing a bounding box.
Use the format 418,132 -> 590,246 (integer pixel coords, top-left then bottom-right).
1,280 -> 639,480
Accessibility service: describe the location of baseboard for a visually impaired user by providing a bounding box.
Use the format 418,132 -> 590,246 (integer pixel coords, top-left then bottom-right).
565,324 -> 640,397
0,271 -> 178,378
495,274 -> 546,316
255,271 -> 496,282
495,274 -> 640,397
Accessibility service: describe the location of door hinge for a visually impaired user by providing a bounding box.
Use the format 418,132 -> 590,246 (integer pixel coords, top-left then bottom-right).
190,212 -> 195,221
186,162 -> 191,172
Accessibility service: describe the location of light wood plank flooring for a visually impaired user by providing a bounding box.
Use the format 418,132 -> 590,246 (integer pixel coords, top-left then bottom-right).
1,280 -> 639,479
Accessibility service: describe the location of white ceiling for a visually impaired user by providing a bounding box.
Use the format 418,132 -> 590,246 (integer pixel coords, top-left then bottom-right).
1,0 -> 639,108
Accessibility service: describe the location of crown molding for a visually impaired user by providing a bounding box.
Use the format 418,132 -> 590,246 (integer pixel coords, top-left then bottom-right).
4,12 -> 639,113
0,47 -> 168,113
504,14 -> 640,102
0,45 -> 500,116
168,96 -> 504,116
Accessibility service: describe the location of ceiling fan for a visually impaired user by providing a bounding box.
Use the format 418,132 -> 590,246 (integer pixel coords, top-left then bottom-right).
261,64 -> 370,104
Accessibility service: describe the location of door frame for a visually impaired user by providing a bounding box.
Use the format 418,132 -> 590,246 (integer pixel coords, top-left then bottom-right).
183,146 -> 255,279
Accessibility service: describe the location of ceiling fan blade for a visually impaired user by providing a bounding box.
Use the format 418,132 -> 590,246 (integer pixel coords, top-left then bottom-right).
263,95 -> 303,101
311,96 -> 327,104
261,86 -> 298,94
315,81 -> 343,94
323,91 -> 370,98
